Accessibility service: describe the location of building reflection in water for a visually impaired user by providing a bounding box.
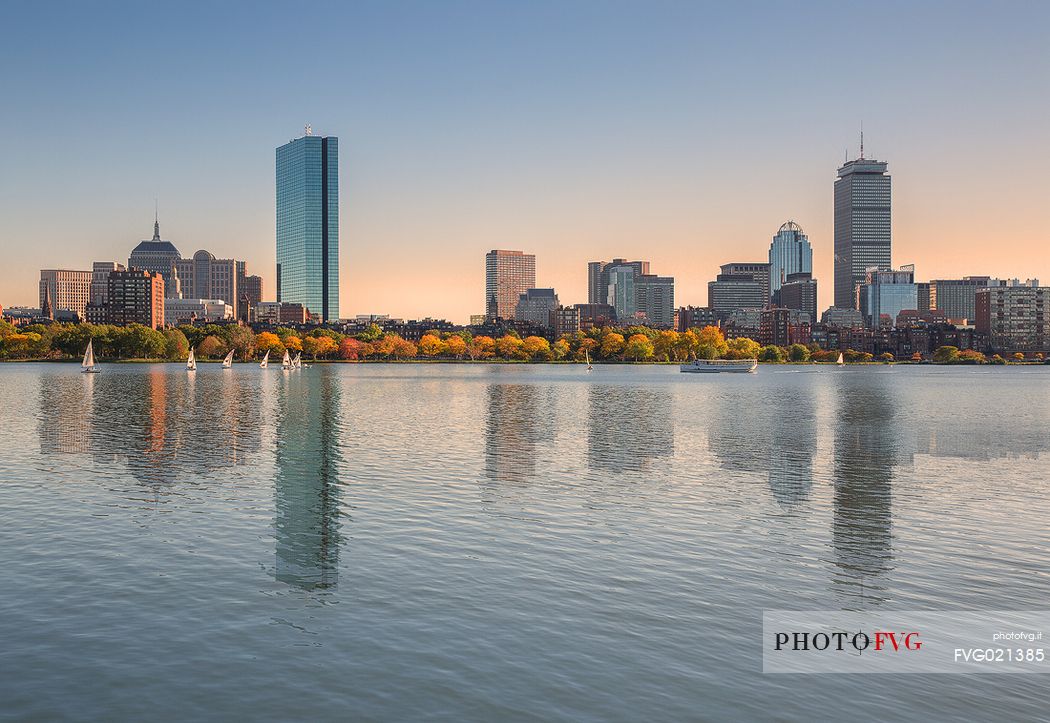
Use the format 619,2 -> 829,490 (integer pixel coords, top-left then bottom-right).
483,383 -> 554,483
768,392 -> 815,510
587,384 -> 673,473
38,366 -> 262,489
274,367 -> 343,590
831,377 -> 898,605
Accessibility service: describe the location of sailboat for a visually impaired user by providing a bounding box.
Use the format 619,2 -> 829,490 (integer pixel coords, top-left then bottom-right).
837,352 -> 845,366
281,349 -> 292,370
186,348 -> 197,371
259,350 -> 269,368
222,349 -> 234,368
293,352 -> 306,369
81,340 -> 100,373
586,348 -> 593,371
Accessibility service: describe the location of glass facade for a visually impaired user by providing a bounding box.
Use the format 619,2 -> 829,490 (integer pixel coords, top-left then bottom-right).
276,135 -> 339,321
768,221 -> 813,300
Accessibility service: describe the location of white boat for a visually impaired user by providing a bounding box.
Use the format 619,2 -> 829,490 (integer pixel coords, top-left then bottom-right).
81,340 -> 100,373
222,350 -> 234,368
281,349 -> 292,370
680,358 -> 758,374
293,352 -> 302,369
259,350 -> 269,368
586,349 -> 593,371
837,352 -> 845,366
187,348 -> 197,371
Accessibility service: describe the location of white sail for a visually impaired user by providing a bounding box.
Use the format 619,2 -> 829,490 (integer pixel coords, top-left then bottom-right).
837,352 -> 845,365
293,352 -> 302,369
82,340 -> 95,368
282,349 -> 292,369
260,350 -> 269,368
187,348 -> 197,371
222,349 -> 234,368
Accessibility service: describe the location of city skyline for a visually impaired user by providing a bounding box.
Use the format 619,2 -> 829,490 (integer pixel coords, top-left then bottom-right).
1,2 -> 1048,322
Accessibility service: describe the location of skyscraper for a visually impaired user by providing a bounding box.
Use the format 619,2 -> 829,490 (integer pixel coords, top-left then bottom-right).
834,151 -> 891,309
485,249 -> 536,320
39,269 -> 92,320
588,259 -> 649,304
768,221 -> 813,302
175,250 -> 240,318
128,216 -> 182,298
276,130 -> 339,321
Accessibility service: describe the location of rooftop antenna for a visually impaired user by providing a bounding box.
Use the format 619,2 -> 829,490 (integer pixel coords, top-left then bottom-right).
153,198 -> 161,241
860,122 -> 864,160
305,124 -> 313,136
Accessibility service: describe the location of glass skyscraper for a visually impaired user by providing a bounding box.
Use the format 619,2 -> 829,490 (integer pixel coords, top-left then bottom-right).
276,132 -> 339,321
834,157 -> 891,309
768,221 -> 813,302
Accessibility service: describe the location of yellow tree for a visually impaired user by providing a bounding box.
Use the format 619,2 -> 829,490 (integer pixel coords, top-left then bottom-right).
576,336 -> 599,361
255,332 -> 284,356
469,335 -> 496,360
522,335 -> 552,361
445,335 -> 467,359
280,333 -> 302,353
726,337 -> 760,359
696,326 -> 728,359
552,338 -> 570,360
624,333 -> 655,361
304,335 -> 337,359
653,330 -> 679,361
496,335 -> 526,360
600,332 -> 625,359
419,333 -> 447,357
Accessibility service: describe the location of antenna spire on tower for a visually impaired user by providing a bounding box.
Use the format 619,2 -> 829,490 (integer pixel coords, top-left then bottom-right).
860,122 -> 865,160
153,199 -> 161,241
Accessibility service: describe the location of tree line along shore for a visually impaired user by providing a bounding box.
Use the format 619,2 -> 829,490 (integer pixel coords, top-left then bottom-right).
0,319 -> 1042,365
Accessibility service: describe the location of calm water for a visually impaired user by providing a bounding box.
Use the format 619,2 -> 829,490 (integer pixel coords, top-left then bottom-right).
1,363 -> 1049,721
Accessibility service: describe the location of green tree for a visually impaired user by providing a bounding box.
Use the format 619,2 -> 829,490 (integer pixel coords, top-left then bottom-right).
932,345 -> 959,364
624,333 -> 655,361
226,325 -> 255,361
787,343 -> 811,362
162,328 -> 190,360
758,345 -> 786,362
358,323 -> 383,342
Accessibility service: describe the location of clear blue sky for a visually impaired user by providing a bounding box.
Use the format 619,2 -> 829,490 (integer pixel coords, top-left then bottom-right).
2,0 -> 1047,320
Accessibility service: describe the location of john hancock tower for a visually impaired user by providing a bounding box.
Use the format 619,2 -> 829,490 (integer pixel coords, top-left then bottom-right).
276,128 -> 339,322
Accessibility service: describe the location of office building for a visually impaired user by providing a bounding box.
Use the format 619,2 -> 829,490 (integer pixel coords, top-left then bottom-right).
515,288 -> 559,328
276,130 -> 339,321
550,305 -> 581,337
768,221 -> 813,301
821,307 -> 865,329
834,154 -> 891,309
929,277 -> 996,323
708,262 -> 769,315
39,269 -> 92,320
606,264 -> 638,322
105,269 -> 165,328
237,262 -> 263,322
859,265 -> 917,329
91,261 -> 126,305
636,274 -> 675,327
485,249 -> 536,320
128,217 -> 182,298
164,298 -> 234,325
175,250 -> 240,318
976,286 -> 1050,352
778,272 -> 818,324
587,259 -> 649,305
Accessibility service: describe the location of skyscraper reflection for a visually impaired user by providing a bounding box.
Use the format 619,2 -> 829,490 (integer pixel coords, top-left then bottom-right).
274,367 -> 343,590
831,376 -> 898,605
768,392 -> 815,510
483,383 -> 553,483
587,384 -> 673,473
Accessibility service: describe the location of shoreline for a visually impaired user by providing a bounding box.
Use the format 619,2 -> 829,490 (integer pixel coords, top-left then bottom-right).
3,358 -> 1047,367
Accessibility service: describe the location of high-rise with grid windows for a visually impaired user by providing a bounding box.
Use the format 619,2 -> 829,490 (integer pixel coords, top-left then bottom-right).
485,250 -> 535,320
834,157 -> 891,309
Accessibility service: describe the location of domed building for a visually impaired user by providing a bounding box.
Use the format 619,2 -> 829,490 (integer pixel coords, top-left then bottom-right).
128,217 -> 182,298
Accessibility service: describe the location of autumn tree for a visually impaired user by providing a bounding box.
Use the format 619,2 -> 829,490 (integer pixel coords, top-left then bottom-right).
552,338 -> 570,360
391,337 -> 417,360
419,333 -> 447,357
623,333 -> 655,361
932,346 -> 959,364
600,332 -> 625,359
653,330 -> 679,361
255,332 -> 284,357
303,335 -> 337,359
496,335 -> 527,360
1012,352 -> 1026,361
227,325 -> 255,361
696,326 -> 729,359
337,337 -> 369,360
467,335 -> 495,360
725,337 -> 760,359
445,335 -> 467,359
197,335 -> 225,359
575,337 -> 599,361
522,335 -> 552,361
